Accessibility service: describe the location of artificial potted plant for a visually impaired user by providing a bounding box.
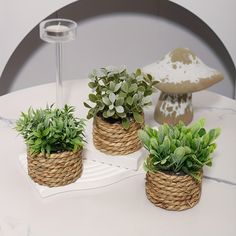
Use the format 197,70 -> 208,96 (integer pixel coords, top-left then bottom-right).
84,66 -> 157,155
16,105 -> 86,187
138,118 -> 220,211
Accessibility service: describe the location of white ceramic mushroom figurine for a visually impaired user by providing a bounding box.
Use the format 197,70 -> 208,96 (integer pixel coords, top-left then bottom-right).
143,48 -> 224,125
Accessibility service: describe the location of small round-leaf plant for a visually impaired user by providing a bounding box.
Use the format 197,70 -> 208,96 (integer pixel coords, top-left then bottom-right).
84,66 -> 158,129
138,118 -> 221,181
15,104 -> 86,155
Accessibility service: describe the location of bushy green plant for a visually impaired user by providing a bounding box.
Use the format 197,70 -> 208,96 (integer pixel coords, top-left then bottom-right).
15,105 -> 86,155
138,119 -> 221,181
84,66 -> 158,129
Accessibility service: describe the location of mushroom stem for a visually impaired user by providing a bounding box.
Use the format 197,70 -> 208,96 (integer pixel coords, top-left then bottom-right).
154,92 -> 193,125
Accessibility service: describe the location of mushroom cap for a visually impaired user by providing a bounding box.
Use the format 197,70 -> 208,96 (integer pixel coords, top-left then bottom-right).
143,48 -> 224,94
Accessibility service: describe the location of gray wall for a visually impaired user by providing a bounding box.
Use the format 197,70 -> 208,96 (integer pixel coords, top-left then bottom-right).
1,0 -> 235,98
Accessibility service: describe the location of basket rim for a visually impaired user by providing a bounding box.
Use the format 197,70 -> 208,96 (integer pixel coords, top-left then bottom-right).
94,112 -> 144,125
147,169 -> 203,176
27,148 -> 83,158
146,169 -> 203,183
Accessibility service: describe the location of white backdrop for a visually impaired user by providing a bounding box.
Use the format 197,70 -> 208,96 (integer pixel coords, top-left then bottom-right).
0,0 -> 235,98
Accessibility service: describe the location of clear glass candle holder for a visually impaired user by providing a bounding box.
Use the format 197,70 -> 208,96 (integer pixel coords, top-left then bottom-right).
39,19 -> 77,108
40,18 -> 77,43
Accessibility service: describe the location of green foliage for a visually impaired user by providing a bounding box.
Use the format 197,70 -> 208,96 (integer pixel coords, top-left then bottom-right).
15,105 -> 86,155
84,66 -> 158,129
138,119 -> 221,181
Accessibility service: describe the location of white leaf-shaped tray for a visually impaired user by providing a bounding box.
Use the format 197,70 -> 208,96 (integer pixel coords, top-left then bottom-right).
19,153 -> 145,198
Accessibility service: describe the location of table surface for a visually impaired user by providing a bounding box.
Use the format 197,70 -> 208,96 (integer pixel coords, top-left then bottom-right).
0,79 -> 236,236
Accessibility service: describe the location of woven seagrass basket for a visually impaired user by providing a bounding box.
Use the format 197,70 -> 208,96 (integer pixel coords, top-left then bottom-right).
93,115 -> 144,155
27,149 -> 83,187
145,170 -> 202,211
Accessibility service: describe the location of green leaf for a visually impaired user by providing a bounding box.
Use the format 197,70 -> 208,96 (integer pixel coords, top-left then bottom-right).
117,112 -> 126,118
33,130 -> 41,138
93,68 -> 106,77
142,96 -> 151,105
208,143 -> 216,153
89,94 -> 98,103
46,145 -> 51,154
135,68 -> 141,76
160,155 -> 170,165
87,109 -> 94,119
150,149 -> 159,157
191,118 -> 205,136
191,138 -> 200,151
118,92 -> 127,98
133,112 -> 143,123
119,66 -> 126,73
202,133 -> 209,147
208,128 -> 221,144
84,102 -> 92,108
107,109 -> 115,117
174,147 -> 185,160
73,137 -> 82,145
114,82 -> 122,92
102,110 -> 109,118
115,106 -> 124,113
109,92 -> 116,104
109,81 -> 116,91
35,138 -> 42,145
42,128 -> 50,136
163,136 -> 170,151
184,146 -> 192,154
138,130 -> 150,147
198,128 -> 206,137
102,96 -> 111,106
152,80 -> 159,86
97,101 -> 105,111
188,170 -> 202,182
133,94 -> 139,104
128,84 -> 138,93
137,86 -> 145,92
121,82 -> 128,93
126,96 -> 133,106
187,160 -> 193,168
150,137 -> 158,149
144,89 -> 153,96
122,118 -> 130,130
115,97 -> 124,106
109,104 -> 114,110
88,82 -> 97,89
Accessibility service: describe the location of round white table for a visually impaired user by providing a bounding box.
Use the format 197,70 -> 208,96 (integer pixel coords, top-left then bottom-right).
0,80 -> 236,236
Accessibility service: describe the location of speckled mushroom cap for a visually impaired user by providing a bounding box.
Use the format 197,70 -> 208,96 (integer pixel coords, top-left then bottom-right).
143,48 -> 224,94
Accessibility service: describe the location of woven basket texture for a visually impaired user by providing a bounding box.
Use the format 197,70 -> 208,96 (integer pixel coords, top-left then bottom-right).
145,170 -> 202,211
93,115 -> 144,155
27,150 -> 83,187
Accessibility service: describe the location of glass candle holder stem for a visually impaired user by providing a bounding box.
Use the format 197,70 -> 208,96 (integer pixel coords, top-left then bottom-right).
56,42 -> 63,108
39,18 -> 77,108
